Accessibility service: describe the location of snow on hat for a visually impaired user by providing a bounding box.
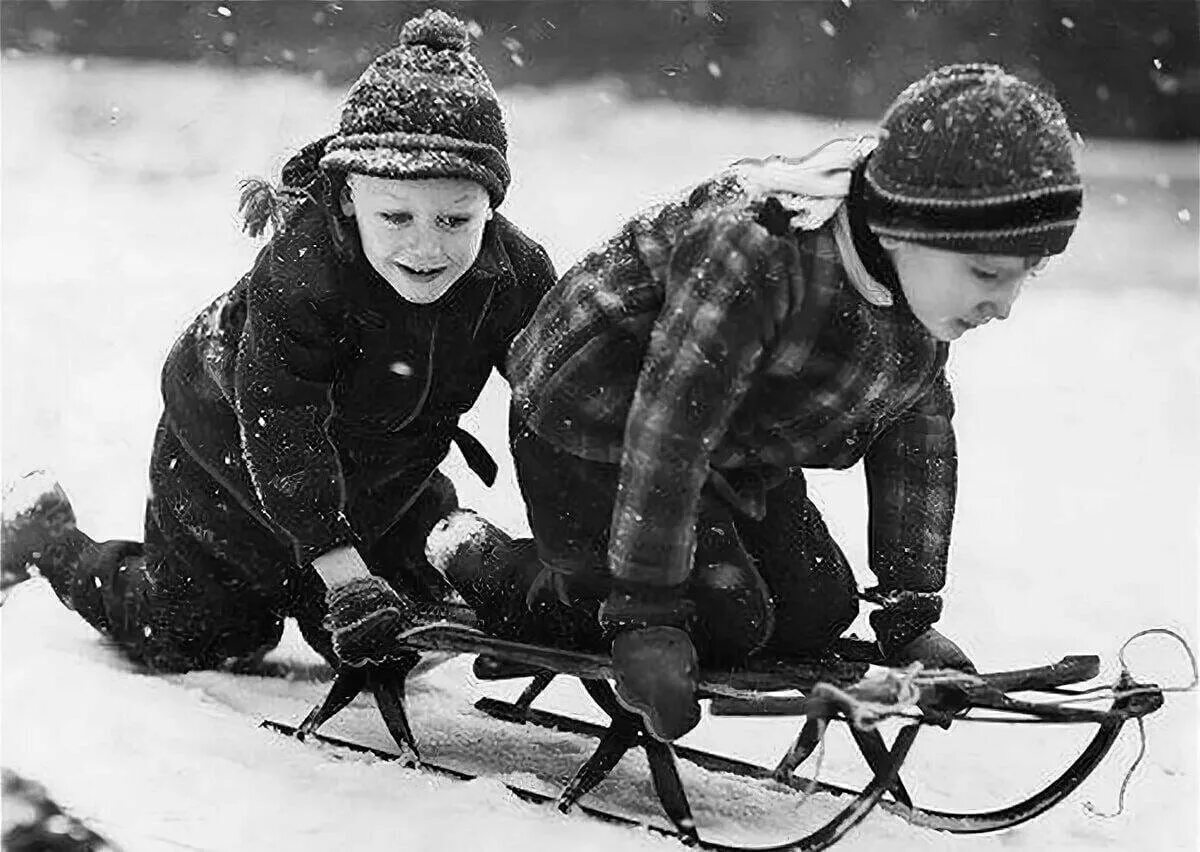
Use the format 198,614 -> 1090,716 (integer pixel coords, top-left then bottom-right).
320,9 -> 510,206
863,63 -> 1083,257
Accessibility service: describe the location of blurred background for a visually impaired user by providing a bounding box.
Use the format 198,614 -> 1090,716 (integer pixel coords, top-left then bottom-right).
3,0 -> 1198,139
1,4 -> 1197,850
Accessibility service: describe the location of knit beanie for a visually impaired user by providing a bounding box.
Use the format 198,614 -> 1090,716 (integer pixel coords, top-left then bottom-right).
863,64 -> 1082,257
320,9 -> 510,206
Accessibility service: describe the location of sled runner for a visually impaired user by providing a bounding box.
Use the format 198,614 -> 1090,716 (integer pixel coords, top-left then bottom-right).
264,615 -> 1183,851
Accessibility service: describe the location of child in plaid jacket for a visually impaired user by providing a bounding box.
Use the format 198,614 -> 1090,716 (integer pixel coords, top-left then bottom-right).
441,64 -> 1082,742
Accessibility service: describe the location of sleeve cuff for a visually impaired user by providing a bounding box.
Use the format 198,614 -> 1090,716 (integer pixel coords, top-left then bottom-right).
294,516 -> 360,567
865,588 -> 943,656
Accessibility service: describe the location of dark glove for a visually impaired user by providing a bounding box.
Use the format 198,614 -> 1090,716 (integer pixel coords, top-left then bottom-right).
323,576 -> 417,667
888,627 -> 976,673
887,627 -> 976,726
600,582 -> 700,742
610,626 -> 701,742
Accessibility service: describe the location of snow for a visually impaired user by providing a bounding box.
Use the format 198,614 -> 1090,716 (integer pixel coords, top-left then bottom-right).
2,57 -> 1198,851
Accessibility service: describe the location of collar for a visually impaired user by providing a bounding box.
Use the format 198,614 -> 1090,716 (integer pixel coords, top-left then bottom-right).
832,157 -> 903,308
466,216 -> 516,288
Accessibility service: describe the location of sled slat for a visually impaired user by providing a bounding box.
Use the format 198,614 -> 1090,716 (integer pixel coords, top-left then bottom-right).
709,655 -> 1104,718
973,655 -> 1100,693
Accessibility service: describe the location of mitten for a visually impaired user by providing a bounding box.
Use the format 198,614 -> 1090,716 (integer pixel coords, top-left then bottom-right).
599,581 -> 700,742
610,626 -> 701,742
323,576 -> 417,667
889,626 -> 976,673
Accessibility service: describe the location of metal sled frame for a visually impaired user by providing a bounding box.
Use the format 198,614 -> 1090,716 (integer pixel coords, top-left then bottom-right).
265,622 -> 1165,851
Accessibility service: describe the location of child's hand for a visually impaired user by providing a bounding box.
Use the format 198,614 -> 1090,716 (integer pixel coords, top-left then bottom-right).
610,626 -> 701,742
323,576 -> 417,667
891,627 -> 976,674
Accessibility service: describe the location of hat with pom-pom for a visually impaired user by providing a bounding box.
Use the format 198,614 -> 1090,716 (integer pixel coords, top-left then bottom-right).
863,63 -> 1083,257
320,9 -> 510,205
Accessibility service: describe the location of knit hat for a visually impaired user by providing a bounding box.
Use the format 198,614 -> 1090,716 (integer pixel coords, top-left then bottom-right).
320,9 -> 510,206
863,64 -> 1083,257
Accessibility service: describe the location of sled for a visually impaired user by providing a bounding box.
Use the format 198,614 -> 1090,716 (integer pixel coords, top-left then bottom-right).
263,613 -> 1174,851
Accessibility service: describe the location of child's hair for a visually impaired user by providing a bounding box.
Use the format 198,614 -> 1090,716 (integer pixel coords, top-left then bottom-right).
865,64 -> 1083,259
238,135 -> 361,261
237,178 -> 295,239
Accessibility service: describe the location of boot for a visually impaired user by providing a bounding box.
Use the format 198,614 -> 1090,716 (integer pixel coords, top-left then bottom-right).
425,508 -> 512,595
425,509 -> 602,649
1,470 -> 88,601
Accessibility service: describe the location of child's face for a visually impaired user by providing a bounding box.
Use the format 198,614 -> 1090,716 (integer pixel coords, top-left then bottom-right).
344,174 -> 492,304
882,240 -> 1038,342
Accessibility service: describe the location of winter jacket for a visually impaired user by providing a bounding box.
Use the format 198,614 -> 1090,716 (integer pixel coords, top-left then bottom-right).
508,140 -> 957,631
159,157 -> 556,566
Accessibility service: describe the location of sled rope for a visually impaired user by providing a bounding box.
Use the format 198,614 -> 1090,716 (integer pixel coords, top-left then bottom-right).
1081,627 -> 1196,819
791,717 -> 831,808
877,627 -> 1197,718
810,629 -> 1194,820
814,663 -> 925,731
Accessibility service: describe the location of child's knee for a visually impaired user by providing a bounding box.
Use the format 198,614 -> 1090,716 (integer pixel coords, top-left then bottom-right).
689,558 -> 776,664
770,565 -> 860,655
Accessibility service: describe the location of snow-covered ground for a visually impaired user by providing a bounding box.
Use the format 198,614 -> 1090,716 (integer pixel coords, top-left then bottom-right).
2,57 -> 1197,851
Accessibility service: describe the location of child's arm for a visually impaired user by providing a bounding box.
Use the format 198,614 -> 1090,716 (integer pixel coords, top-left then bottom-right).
604,209 -> 794,624
233,270 -> 356,570
862,372 -> 958,653
234,276 -> 421,665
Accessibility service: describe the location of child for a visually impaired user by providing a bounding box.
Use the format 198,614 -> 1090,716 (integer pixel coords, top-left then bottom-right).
0,10 -> 556,673
437,64 -> 1083,741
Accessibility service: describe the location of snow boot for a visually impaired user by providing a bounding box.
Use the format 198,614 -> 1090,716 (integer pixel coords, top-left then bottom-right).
1,470 -> 89,602
425,509 -> 602,649
610,625 -> 701,742
425,508 -> 512,596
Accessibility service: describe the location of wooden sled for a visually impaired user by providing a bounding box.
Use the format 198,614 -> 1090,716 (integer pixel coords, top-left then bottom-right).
264,616 -> 1170,851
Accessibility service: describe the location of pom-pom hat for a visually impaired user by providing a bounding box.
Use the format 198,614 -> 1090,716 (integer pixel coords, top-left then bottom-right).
863,64 -> 1083,257
320,9 -> 510,206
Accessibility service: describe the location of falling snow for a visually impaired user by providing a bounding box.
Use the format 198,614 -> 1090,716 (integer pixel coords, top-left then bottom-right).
1,55 -> 1195,852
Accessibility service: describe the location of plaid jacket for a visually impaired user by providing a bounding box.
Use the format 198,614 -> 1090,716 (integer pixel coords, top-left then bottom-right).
508,147 -> 956,605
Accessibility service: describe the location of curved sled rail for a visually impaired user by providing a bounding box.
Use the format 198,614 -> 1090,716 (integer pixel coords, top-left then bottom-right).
883,686 -> 1163,834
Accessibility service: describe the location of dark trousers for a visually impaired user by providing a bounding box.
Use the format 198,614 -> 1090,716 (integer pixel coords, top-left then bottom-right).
55,423 -> 455,672
502,420 -> 859,663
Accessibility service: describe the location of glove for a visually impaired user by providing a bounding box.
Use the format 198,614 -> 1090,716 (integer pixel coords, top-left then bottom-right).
886,627 -> 976,726
600,582 -> 700,742
888,627 -> 976,674
323,576 -> 417,667
610,626 -> 701,742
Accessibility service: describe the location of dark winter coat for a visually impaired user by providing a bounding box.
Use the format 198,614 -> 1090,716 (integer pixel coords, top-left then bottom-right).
159,173 -> 556,567
508,146 -> 957,611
